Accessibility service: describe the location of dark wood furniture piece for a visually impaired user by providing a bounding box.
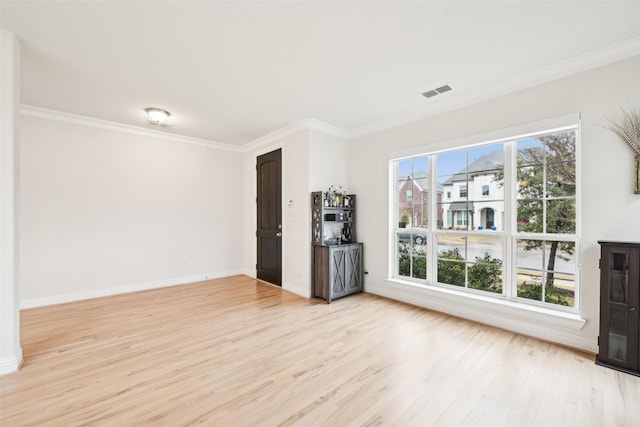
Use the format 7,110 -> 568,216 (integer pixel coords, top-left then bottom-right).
311,191 -> 363,303
597,241 -> 640,376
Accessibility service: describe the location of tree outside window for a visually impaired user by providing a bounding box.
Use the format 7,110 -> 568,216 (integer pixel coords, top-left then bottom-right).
392,123 -> 577,310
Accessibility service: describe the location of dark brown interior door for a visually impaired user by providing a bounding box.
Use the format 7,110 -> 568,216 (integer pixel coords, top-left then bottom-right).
256,149 -> 282,286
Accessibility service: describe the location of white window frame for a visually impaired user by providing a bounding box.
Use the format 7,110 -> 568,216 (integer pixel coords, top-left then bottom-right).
388,113 -> 581,314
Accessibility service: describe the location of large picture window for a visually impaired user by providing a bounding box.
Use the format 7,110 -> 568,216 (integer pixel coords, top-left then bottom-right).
392,123 -> 578,311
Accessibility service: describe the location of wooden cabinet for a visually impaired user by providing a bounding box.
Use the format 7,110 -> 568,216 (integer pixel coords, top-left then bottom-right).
311,191 -> 363,303
312,243 -> 363,303
597,241 -> 640,376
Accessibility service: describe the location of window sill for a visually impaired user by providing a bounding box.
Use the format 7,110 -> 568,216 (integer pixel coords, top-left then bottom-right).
385,277 -> 586,331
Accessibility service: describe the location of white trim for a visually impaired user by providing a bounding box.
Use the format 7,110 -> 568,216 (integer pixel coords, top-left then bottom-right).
241,118 -> 350,153
242,121 -> 307,153
389,113 -> 580,160
17,38 -> 640,155
282,281 -> 311,299
304,118 -> 351,140
1,29 -> 22,378
375,279 -> 594,353
351,36 -> 640,140
20,105 -> 242,152
242,268 -> 256,278
19,270 -> 244,310
0,348 -> 22,376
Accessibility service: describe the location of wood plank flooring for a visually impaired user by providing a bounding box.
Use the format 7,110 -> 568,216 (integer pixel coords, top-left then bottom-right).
1,275 -> 638,426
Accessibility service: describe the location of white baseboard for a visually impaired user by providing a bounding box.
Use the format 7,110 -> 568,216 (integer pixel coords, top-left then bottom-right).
240,269 -> 310,298
283,281 -> 311,299
241,268 -> 256,278
19,270 -> 244,310
0,347 -> 23,376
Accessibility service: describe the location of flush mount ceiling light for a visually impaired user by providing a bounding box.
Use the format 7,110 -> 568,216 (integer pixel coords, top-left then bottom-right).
145,107 -> 172,127
422,84 -> 453,99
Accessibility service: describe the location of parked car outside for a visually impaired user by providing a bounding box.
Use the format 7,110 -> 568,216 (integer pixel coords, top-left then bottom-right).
398,228 -> 427,245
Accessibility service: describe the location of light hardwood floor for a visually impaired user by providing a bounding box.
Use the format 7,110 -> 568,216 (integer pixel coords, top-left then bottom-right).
1,275 -> 638,426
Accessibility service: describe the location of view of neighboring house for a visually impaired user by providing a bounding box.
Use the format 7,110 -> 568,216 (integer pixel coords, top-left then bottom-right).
440,149 -> 505,231
398,172 -> 443,228
398,150 -> 505,231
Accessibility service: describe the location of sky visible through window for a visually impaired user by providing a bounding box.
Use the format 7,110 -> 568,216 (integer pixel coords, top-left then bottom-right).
398,144 -> 500,179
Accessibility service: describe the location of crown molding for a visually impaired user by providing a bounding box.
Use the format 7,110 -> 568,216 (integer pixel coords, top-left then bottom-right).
20,37 -> 640,151
20,105 -> 242,152
241,118 -> 351,153
349,36 -> 640,140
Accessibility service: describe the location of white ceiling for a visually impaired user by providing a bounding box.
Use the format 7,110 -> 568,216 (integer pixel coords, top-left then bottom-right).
2,1 -> 640,147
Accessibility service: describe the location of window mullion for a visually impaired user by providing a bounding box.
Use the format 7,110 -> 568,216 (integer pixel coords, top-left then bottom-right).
390,161 -> 399,279
504,141 -> 515,300
428,155 -> 437,283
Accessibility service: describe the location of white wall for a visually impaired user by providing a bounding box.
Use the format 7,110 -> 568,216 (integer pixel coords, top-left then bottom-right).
0,30 -> 23,375
309,131 -> 349,192
242,130 -> 309,296
349,56 -> 640,352
19,114 -> 244,307
242,128 -> 349,298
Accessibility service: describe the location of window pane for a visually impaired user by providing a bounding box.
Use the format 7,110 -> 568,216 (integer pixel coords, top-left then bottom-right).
397,237 -> 411,277
546,240 -> 575,307
516,239 -> 544,302
546,199 -> 576,234
413,156 -> 428,178
517,166 -> 543,199
516,239 -> 574,307
517,138 -> 545,166
398,231 -> 427,247
438,150 -> 467,234
517,131 -> 576,239
397,232 -> 428,279
542,240 -> 574,307
517,199 -> 542,232
397,158 -> 413,181
438,235 -> 466,259
437,259 -> 465,286
443,206 -> 452,230
468,144 -> 504,177
543,131 -> 576,162
477,202 -> 503,231
548,241 -> 576,275
546,161 -> 576,197
467,235 -> 503,293
398,156 -> 430,229
437,235 -> 466,286
399,203 -> 413,228
412,254 -> 427,279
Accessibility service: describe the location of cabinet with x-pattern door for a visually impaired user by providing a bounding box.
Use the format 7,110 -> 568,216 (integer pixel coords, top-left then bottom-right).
312,243 -> 363,303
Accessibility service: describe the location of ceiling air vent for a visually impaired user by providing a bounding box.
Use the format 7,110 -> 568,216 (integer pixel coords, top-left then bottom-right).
422,90 -> 438,98
422,84 -> 453,99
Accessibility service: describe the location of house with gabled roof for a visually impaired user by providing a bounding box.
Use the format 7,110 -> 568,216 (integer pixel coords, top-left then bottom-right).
440,150 -> 505,230
398,172 -> 443,228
